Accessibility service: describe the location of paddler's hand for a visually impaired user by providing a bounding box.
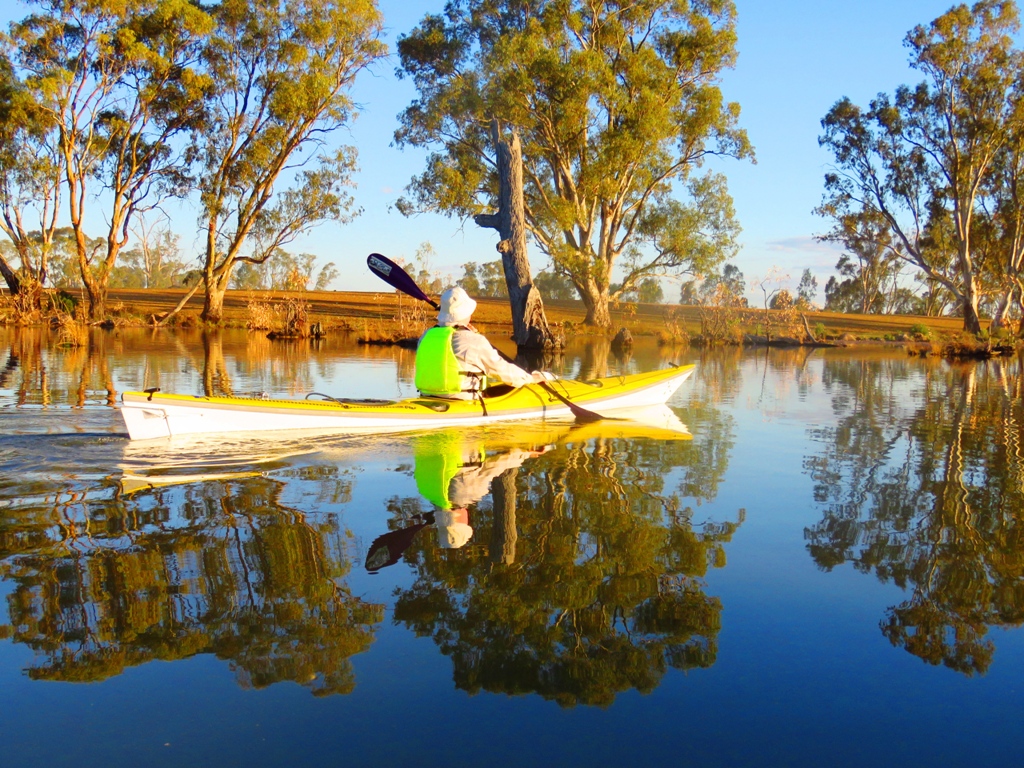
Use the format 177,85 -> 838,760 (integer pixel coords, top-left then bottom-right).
531,371 -> 557,382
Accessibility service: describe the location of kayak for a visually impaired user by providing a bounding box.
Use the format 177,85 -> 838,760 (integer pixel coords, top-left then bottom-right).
118,403 -> 691,493
119,364 -> 695,441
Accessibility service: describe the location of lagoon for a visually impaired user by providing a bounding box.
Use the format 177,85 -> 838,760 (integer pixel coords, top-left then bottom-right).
1,327 -> 1022,766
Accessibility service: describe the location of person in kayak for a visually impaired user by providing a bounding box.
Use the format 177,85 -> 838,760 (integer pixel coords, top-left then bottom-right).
415,286 -> 546,399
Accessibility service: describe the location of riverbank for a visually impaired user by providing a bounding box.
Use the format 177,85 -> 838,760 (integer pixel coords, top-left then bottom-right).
2,286 -> 1020,357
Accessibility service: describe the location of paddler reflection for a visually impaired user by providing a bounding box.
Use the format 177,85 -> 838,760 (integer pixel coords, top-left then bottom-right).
365,430 -> 547,572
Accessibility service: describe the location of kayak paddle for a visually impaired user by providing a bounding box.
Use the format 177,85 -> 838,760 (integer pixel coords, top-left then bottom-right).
366,251 -> 612,422
538,380 -> 606,423
367,253 -> 439,309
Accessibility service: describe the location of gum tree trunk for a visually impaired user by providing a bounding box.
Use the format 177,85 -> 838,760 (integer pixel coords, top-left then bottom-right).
475,120 -> 562,350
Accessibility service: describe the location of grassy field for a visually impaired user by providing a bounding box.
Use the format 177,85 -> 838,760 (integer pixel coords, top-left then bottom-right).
2,285 -> 1011,347
90,286 -> 990,339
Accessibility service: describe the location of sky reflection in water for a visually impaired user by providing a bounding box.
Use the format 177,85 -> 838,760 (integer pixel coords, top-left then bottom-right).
1,327 -> 1023,767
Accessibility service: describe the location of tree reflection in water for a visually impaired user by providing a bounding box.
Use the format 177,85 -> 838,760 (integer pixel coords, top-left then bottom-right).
804,354 -> 1024,675
382,421 -> 743,708
0,473 -> 383,695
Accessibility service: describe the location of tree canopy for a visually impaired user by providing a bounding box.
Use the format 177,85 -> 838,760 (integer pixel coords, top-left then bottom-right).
9,0 -> 215,319
192,0 -> 385,323
396,0 -> 750,326
818,0 -> 1024,332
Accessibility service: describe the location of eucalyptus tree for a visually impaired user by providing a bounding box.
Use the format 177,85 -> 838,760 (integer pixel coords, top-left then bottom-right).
819,207 -> 907,314
185,0 -> 385,324
11,0 -> 214,319
111,217 -> 188,289
978,106 -> 1024,329
0,47 -> 62,301
818,0 -> 1024,333
396,0 -> 750,327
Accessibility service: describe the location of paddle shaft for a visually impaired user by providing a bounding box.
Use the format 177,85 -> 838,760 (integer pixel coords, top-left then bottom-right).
366,252 -> 610,421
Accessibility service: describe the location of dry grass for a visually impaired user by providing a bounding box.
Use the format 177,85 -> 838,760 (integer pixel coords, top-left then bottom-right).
245,295 -> 277,330
247,295 -> 313,337
0,280 -> 45,325
4,286 -> 1022,353
282,297 -> 310,337
53,305 -> 89,347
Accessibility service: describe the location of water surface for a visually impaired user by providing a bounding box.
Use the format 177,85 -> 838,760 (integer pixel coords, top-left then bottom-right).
1,327 -> 1022,766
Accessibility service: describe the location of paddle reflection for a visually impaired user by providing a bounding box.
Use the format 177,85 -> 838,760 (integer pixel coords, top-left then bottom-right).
0,473 -> 383,694
804,354 -> 1024,675
377,415 -> 743,707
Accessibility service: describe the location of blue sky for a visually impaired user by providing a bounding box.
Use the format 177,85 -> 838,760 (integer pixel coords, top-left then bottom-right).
1,0 -> 964,301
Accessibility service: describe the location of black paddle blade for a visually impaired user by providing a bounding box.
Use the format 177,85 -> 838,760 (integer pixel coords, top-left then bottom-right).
367,252 -> 440,309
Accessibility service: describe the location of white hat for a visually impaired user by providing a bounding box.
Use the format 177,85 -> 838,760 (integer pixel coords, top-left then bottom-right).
437,286 -> 477,326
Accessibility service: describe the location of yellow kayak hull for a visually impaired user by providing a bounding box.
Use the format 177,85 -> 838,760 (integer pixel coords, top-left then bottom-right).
120,364 -> 694,441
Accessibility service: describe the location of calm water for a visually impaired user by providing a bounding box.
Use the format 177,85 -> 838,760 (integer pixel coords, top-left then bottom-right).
2,327 -> 1023,767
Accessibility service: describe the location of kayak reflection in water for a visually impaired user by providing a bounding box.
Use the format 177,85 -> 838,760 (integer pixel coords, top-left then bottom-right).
365,430 -> 547,572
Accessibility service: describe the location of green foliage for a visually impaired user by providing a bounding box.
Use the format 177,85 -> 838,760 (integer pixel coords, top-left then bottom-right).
533,269 -> 575,300
0,42 -> 62,300
909,322 -> 931,339
478,260 -> 507,298
49,289 -> 76,315
9,0 -> 215,318
110,222 -> 190,289
396,0 -> 750,326
457,262 -> 481,295
796,269 -> 818,307
315,261 -> 339,291
231,250 -> 334,291
617,277 -> 664,304
817,0 -> 1024,332
820,208 -> 910,314
194,0 -> 385,322
457,259 -> 507,298
682,262 -> 746,307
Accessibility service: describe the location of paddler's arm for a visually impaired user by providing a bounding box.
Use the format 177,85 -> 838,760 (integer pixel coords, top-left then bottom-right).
452,330 -> 534,387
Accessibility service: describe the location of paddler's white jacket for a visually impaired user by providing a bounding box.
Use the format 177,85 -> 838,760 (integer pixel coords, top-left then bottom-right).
418,286 -> 535,399
448,328 -> 535,392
